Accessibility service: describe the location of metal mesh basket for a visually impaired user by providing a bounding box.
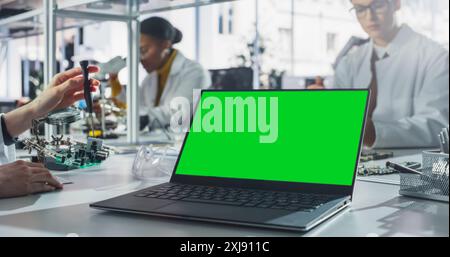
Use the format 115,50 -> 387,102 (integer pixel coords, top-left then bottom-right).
399,151 -> 449,202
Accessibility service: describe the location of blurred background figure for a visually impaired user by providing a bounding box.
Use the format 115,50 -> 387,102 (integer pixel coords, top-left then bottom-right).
138,17 -> 211,131
308,0 -> 449,149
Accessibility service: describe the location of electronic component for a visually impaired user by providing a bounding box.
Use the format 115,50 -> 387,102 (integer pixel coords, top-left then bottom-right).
357,162 -> 421,177
23,109 -> 112,171
93,56 -> 127,139
24,134 -> 112,171
360,151 -> 394,162
357,165 -> 396,176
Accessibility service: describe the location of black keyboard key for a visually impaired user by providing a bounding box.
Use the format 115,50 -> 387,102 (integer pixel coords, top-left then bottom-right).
135,184 -> 335,211
151,189 -> 169,193
182,198 -> 242,206
257,203 -> 272,208
285,206 -> 301,211
169,196 -> 185,200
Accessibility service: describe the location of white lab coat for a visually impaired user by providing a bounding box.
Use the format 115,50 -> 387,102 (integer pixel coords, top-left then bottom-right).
334,25 -> 449,148
139,51 -> 211,128
0,113 -> 16,164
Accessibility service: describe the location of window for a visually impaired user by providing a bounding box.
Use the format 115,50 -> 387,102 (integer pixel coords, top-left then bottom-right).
218,7 -> 224,34
279,28 -> 293,59
228,6 -> 234,34
218,5 -> 234,35
326,32 -> 337,52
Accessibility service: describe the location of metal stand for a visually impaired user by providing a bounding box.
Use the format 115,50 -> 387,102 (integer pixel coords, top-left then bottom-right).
100,80 -> 107,136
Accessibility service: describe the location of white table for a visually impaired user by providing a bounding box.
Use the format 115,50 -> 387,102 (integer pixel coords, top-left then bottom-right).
0,149 -> 448,237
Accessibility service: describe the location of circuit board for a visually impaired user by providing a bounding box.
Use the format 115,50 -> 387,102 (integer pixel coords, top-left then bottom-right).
357,162 -> 421,177
23,108 -> 112,171
360,151 -> 394,162
24,136 -> 112,171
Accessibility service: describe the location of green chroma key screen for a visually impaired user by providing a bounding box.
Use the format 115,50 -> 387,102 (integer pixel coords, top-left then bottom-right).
175,90 -> 368,186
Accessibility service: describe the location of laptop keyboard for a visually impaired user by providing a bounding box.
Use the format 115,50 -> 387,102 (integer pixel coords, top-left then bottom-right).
134,183 -> 341,212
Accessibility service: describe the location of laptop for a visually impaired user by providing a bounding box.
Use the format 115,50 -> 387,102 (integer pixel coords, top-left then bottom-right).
91,89 -> 369,232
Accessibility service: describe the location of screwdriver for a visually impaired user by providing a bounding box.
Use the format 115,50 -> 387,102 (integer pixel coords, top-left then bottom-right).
80,60 -> 95,137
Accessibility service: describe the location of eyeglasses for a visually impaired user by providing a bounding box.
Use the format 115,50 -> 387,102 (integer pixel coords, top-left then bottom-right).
349,0 -> 391,19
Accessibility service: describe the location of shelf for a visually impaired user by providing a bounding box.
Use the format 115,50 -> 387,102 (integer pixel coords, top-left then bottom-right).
56,0 -> 236,17
0,9 -> 98,40
0,0 -> 42,11
0,9 -> 43,40
139,0 -> 236,15
56,0 -> 137,17
0,0 -> 236,40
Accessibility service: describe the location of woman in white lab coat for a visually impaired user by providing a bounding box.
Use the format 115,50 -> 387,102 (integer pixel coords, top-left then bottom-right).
0,66 -> 100,198
138,17 -> 211,130
311,0 -> 449,148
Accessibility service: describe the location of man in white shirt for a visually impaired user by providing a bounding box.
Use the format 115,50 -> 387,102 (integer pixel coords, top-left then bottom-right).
310,0 -> 449,148
0,66 -> 100,198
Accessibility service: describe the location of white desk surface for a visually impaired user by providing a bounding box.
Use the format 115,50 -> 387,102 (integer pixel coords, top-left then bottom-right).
0,148 -> 448,237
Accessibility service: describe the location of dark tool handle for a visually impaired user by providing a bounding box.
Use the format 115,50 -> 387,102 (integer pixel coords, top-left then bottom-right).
80,60 -> 93,114
386,161 -> 422,175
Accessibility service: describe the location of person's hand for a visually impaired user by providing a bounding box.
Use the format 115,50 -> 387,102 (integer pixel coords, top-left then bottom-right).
306,85 -> 326,90
29,66 -> 100,119
108,73 -> 118,80
3,66 -> 101,137
0,160 -> 63,199
363,118 -> 376,147
306,76 -> 325,90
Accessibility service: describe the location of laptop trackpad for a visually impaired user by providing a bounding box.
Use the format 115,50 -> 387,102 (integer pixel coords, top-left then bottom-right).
154,202 -> 289,223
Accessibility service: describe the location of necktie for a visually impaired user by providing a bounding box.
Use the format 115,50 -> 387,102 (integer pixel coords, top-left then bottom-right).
368,50 -> 385,118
